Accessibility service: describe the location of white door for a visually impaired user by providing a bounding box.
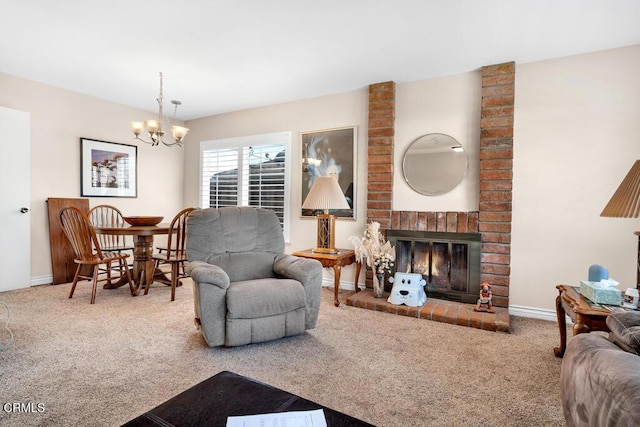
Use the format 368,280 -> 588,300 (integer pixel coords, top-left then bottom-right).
0,106 -> 30,291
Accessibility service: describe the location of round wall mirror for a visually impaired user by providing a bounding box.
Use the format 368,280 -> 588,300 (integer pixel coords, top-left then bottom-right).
402,133 -> 467,196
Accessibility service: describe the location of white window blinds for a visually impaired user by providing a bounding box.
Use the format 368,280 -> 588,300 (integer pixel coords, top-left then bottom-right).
202,147 -> 239,208
200,132 -> 291,240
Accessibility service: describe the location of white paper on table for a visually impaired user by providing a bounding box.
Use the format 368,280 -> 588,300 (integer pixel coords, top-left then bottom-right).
226,409 -> 328,427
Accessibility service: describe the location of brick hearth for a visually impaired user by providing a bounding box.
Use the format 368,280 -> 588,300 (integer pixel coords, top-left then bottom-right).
345,289 -> 510,332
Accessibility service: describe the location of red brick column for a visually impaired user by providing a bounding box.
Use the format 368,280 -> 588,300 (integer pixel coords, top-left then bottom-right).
367,82 -> 395,228
479,62 -> 515,307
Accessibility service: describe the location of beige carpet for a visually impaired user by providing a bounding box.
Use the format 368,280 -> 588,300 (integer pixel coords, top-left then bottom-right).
0,279 -> 566,426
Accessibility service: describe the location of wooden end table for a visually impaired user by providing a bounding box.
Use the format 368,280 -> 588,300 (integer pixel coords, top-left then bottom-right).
554,284 -> 611,357
292,249 -> 361,307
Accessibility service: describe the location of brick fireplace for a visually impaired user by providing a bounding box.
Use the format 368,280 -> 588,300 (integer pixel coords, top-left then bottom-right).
345,62 -> 514,332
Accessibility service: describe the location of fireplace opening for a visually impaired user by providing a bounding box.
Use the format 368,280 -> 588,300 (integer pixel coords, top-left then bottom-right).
387,230 -> 481,304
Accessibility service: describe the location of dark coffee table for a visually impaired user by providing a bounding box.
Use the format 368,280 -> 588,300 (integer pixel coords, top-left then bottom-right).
122,371 -> 373,426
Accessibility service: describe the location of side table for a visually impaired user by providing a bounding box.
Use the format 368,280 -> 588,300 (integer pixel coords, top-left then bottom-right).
292,249 -> 361,307
554,284 -> 610,357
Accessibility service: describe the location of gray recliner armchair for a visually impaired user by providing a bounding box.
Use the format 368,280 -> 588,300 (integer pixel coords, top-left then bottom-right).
186,207 -> 323,347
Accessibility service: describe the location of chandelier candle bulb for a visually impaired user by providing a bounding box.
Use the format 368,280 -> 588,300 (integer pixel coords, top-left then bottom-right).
131,122 -> 144,136
145,120 -> 159,133
172,125 -> 189,141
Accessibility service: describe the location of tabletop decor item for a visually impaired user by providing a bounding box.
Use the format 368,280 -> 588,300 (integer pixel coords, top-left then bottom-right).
123,216 -> 163,226
349,221 -> 395,298
387,272 -> 427,307
301,176 -> 350,253
580,279 -> 622,306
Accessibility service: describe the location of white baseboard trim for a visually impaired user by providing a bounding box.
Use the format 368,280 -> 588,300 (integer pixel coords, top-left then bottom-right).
30,276 -> 360,290
31,275 -> 53,286
508,304 -> 558,322
322,278 -> 362,291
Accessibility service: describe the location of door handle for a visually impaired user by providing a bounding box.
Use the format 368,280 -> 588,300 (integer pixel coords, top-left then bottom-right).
20,207 -> 29,213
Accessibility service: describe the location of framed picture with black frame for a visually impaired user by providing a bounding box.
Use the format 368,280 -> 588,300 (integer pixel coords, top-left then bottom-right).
80,137 -> 137,197
301,126 -> 356,219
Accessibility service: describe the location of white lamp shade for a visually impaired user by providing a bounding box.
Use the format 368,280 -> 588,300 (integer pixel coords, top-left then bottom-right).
302,176 -> 350,212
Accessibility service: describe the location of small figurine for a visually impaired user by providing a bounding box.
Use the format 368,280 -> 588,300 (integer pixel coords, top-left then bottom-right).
474,282 -> 494,312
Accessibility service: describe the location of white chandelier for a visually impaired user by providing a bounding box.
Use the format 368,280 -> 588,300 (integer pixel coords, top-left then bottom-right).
130,72 -> 189,147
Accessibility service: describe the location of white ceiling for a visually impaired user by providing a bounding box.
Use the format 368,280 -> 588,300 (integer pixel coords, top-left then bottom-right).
2,0 -> 640,120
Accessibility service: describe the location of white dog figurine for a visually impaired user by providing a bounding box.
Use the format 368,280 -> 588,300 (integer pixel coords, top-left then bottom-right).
387,272 -> 427,307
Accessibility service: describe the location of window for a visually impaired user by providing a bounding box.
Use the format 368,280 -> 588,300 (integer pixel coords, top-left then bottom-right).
200,132 -> 291,241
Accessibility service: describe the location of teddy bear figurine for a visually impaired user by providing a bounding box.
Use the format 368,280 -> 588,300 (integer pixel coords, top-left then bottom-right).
474,282 -> 494,312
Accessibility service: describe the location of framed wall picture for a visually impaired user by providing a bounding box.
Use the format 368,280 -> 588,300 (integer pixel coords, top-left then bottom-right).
80,137 -> 137,197
301,126 -> 356,219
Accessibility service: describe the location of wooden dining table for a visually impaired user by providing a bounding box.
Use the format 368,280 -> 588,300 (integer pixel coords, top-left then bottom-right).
93,222 -> 174,295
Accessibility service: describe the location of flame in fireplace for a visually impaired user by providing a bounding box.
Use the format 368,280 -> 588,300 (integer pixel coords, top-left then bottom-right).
411,254 -> 439,276
431,253 -> 440,276
406,253 -> 440,277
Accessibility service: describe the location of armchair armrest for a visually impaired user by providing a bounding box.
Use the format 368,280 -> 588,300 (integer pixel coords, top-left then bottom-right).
274,254 -> 323,329
186,260 -> 229,347
186,261 -> 231,290
274,254 -> 321,283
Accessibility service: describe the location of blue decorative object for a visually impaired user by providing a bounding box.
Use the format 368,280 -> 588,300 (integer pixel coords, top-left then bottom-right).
588,264 -> 609,282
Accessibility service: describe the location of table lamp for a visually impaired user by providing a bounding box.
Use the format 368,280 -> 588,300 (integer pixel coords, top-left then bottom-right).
600,160 -> 640,287
600,160 -> 640,218
302,176 -> 350,253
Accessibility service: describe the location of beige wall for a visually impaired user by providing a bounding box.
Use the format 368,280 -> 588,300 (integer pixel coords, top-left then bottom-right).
511,45 -> 640,312
0,73 -> 186,282
395,71 -> 482,212
184,44 -> 640,314
2,44 -> 639,314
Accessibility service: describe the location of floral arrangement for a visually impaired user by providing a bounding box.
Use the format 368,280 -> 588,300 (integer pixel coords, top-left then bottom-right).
373,252 -> 395,275
349,221 -> 395,275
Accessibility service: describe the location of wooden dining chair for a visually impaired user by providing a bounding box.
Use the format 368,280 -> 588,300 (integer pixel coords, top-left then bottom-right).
149,207 -> 197,301
88,204 -> 134,256
59,206 -> 136,304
